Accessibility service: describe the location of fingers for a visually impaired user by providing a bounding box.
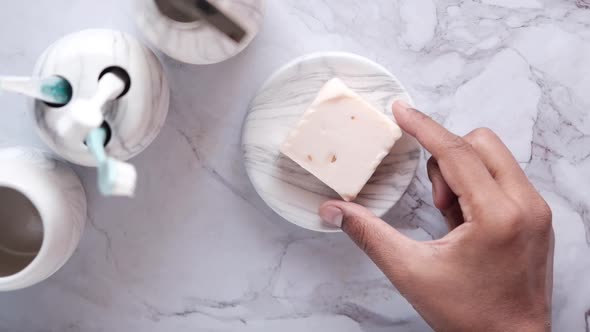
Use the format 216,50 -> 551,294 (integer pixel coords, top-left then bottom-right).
319,201 -> 419,283
442,200 -> 465,230
462,128 -> 551,224
392,101 -> 503,205
426,157 -> 455,210
462,128 -> 536,199
427,157 -> 464,229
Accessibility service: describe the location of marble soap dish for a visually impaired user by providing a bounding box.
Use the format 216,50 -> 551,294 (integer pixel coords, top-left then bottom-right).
242,52 -> 421,232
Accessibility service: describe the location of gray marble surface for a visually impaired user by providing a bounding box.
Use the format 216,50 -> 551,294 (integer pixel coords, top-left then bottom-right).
0,0 -> 589,331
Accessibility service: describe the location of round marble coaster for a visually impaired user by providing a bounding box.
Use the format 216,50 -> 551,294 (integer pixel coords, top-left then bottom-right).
134,0 -> 266,64
242,52 -> 421,232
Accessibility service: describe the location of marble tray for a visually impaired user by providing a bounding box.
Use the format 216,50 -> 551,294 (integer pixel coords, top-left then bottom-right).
242,52 -> 421,232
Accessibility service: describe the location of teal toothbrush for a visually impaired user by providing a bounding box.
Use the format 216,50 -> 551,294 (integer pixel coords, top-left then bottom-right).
0,75 -> 72,105
86,127 -> 137,197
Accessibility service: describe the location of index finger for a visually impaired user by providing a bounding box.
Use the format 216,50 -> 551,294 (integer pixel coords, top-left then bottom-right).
392,101 -> 502,202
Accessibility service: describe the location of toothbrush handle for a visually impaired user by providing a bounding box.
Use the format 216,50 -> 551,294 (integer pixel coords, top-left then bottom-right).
86,128 -> 108,162
0,76 -> 69,105
91,73 -> 126,105
87,128 -> 137,197
0,76 -> 34,90
55,72 -> 125,142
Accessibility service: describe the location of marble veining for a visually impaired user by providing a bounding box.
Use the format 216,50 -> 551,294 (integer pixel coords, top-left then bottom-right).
0,0 -> 589,331
243,52 -> 419,232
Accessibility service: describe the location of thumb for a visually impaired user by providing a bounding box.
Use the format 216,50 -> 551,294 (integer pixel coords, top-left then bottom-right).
319,200 -> 420,283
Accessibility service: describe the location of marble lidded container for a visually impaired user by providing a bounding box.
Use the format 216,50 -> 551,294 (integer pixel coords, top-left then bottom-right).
31,29 -> 170,167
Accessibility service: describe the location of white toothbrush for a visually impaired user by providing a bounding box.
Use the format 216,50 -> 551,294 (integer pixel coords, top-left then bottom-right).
0,75 -> 72,105
86,127 -> 137,197
55,72 -> 136,197
55,72 -> 125,144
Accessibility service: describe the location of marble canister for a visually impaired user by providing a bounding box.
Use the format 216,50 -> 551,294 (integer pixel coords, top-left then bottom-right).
134,0 -> 266,64
0,147 -> 86,291
31,29 -> 170,166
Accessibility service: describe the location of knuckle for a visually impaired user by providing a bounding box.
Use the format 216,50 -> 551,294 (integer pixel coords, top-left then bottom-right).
504,202 -> 524,226
537,198 -> 552,218
495,202 -> 525,240
493,199 -> 553,241
466,127 -> 498,149
445,134 -> 472,154
533,200 -> 553,233
540,201 -> 553,222
471,127 -> 497,141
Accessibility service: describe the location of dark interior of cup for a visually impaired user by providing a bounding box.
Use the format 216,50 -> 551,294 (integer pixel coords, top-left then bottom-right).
154,0 -> 201,23
0,187 -> 43,277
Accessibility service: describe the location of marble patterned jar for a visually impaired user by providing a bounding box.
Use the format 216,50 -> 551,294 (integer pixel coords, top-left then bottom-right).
0,147 -> 86,291
31,29 -> 170,166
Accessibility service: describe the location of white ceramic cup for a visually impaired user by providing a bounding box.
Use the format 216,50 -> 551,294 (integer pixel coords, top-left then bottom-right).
0,147 -> 86,291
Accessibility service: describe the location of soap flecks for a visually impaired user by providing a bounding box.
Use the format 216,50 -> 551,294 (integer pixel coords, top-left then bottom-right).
279,78 -> 403,202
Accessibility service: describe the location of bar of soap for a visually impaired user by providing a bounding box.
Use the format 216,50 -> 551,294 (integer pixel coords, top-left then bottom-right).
280,78 -> 403,202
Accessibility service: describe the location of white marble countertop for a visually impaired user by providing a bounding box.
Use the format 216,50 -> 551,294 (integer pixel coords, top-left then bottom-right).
1,0 -> 589,331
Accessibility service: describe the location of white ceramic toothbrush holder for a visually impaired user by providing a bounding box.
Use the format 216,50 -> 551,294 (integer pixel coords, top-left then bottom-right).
0,147 -> 86,291
31,29 -> 170,167
134,0 -> 266,64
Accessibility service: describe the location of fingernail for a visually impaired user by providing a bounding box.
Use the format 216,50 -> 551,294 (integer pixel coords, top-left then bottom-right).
319,205 -> 343,228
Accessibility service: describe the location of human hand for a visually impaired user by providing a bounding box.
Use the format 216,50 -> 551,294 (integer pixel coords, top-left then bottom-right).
319,101 -> 554,332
